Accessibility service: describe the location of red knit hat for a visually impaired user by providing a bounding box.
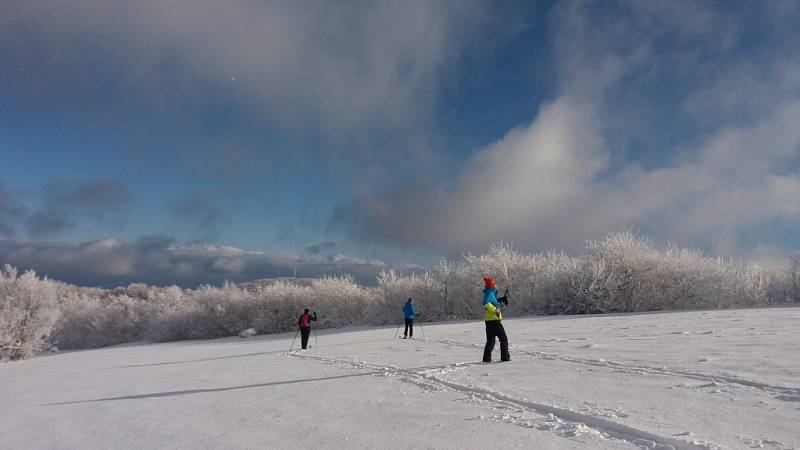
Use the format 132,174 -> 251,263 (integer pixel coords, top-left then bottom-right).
483,277 -> 496,288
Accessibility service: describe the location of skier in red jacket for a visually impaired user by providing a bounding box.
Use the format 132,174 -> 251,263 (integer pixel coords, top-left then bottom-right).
297,308 -> 318,349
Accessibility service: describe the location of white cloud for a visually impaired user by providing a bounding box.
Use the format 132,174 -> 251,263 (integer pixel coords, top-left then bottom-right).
333,1 -> 800,262
1,1 -> 488,137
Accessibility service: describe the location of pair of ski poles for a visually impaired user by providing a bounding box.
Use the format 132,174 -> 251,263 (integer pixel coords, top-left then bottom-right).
289,326 -> 318,352
393,317 -> 425,339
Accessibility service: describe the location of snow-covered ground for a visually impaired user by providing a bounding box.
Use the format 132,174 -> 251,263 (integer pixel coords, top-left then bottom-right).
2,307 -> 799,450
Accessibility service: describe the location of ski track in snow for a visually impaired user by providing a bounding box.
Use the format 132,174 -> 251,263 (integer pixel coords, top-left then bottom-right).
285,352 -> 715,450
432,338 -> 800,401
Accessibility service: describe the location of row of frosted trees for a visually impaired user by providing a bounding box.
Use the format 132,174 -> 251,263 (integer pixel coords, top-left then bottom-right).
3,231 -> 800,360
379,233 -> 799,320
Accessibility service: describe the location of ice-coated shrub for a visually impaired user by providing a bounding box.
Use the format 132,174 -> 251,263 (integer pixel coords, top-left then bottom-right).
55,293 -> 161,349
376,270 -> 444,324
239,328 -> 256,338
787,252 -> 800,302
308,275 -> 375,328
0,265 -> 59,361
145,275 -> 376,342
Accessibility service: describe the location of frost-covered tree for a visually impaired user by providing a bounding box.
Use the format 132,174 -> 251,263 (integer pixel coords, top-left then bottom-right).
787,252 -> 800,302
0,265 -> 59,361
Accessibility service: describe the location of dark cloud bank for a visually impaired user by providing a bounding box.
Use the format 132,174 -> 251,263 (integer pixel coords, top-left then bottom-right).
0,178 -> 133,240
0,180 -> 400,288
0,180 -> 26,237
0,237 -> 395,288
28,179 -> 133,238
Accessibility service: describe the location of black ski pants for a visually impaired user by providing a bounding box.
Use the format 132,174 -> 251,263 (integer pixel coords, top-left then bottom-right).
300,326 -> 311,349
483,320 -> 510,362
404,318 -> 414,337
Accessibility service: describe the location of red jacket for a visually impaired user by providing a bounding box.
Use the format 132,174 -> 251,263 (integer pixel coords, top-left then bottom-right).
298,312 -> 317,328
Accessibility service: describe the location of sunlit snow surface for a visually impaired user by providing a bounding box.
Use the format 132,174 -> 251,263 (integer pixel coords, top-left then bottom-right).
2,307 -> 799,449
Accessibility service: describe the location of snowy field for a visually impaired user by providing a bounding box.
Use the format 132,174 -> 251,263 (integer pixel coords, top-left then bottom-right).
1,307 -> 799,450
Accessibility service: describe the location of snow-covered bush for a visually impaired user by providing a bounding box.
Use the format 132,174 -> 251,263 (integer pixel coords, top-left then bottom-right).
787,252 -> 800,302
238,328 -> 256,338
308,275 -> 376,328
0,265 -> 59,361
51,292 -> 154,349
376,270 -> 445,324
145,275 -> 376,342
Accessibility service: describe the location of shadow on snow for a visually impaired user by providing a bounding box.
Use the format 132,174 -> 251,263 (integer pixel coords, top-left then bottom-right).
45,372 -> 373,405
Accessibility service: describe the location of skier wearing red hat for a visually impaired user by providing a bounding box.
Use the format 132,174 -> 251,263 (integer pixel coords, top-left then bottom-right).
482,277 -> 510,362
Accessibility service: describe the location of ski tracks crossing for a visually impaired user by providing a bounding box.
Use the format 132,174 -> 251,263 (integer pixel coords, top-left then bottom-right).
284,349 -> 716,450
433,338 -> 800,400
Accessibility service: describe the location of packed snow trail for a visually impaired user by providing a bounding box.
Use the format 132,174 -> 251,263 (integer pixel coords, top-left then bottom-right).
286,352 -> 710,450
431,338 -> 800,398
1,307 -> 798,449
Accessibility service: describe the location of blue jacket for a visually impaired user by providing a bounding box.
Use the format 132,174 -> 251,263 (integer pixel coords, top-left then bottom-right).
483,287 -> 498,306
403,302 -> 417,319
483,288 -> 502,321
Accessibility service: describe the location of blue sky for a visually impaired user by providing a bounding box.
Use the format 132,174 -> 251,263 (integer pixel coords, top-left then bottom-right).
2,0 -> 800,287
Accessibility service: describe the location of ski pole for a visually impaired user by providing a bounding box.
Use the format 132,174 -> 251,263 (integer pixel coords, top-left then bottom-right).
417,319 -> 426,339
313,326 -> 318,349
393,322 -> 403,339
289,328 -> 300,352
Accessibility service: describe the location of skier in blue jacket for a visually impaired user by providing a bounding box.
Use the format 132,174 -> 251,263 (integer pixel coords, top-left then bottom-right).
402,298 -> 417,339
482,277 -> 510,362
